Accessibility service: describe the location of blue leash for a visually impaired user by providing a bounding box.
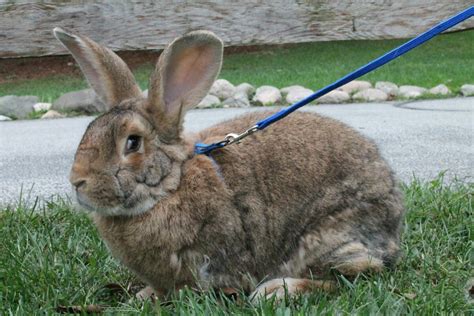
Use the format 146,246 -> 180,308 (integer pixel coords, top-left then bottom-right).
195,6 -> 474,155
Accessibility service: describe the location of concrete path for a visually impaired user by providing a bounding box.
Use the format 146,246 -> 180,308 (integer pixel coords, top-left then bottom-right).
0,97 -> 472,206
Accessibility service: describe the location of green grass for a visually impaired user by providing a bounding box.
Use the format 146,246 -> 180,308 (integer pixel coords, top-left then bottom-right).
1,176 -> 473,314
0,30 -> 473,102
0,75 -> 87,104
222,30 -> 474,91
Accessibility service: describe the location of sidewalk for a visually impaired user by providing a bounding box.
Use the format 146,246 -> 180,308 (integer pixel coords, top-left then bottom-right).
0,97 -> 472,206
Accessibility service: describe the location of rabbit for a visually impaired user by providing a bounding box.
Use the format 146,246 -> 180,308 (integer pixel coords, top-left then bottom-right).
56,27 -> 405,302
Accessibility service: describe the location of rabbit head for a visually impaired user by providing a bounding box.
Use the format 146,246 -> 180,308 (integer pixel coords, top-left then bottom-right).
54,28 -> 223,216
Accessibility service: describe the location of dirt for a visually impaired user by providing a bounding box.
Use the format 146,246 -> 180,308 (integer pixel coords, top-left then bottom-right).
0,46 -> 270,84
0,50 -> 159,84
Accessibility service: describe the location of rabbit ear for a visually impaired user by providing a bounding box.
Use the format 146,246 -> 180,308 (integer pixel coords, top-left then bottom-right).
53,27 -> 142,109
147,31 -> 223,139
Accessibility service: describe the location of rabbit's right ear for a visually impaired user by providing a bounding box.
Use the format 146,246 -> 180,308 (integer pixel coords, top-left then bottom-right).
53,27 -> 142,109
147,31 -> 223,141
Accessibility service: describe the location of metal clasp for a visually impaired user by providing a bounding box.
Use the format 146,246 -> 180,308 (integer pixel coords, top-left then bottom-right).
223,125 -> 259,145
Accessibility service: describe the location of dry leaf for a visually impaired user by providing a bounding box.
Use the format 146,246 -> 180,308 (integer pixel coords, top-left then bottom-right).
135,286 -> 158,302
102,283 -> 126,295
56,304 -> 106,314
403,292 -> 417,300
222,287 -> 239,298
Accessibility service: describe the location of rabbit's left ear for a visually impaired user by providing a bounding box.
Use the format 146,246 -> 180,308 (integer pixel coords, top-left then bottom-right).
53,27 -> 142,109
147,31 -> 223,140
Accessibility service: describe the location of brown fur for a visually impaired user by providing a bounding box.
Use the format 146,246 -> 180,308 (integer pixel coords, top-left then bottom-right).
57,28 -> 405,300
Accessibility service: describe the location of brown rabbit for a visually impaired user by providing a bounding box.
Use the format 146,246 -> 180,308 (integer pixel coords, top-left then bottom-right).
56,27 -> 404,301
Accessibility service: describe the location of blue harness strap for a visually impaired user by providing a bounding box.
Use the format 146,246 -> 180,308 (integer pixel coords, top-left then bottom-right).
195,6 -> 474,155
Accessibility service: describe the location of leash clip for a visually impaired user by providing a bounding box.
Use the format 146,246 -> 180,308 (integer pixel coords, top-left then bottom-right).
194,125 -> 259,155
224,125 -> 259,145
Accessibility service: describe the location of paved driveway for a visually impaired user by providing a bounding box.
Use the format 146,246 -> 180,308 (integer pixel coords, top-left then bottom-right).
0,97 -> 472,206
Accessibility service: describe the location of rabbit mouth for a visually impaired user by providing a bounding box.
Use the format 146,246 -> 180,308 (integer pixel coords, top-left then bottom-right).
74,188 -> 119,214
75,185 -> 157,216
75,191 -> 100,212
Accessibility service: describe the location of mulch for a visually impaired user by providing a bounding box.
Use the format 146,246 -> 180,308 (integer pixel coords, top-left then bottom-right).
0,50 -> 159,84
0,45 -> 271,84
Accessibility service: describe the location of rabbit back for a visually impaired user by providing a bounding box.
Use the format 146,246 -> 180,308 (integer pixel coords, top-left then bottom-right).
196,110 -> 404,279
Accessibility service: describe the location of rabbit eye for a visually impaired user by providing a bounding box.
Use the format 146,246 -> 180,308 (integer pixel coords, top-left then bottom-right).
125,135 -> 141,154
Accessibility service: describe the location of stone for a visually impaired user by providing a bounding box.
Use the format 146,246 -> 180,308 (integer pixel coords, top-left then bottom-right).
280,85 -> 305,95
33,102 -> 52,112
399,85 -> 427,99
142,89 -> 148,98
0,115 -> 12,121
339,80 -> 372,94
253,85 -> 282,106
353,88 -> 388,102
429,84 -> 451,95
222,91 -> 250,108
196,94 -> 221,109
375,81 -> 399,97
0,95 -> 38,119
41,110 -> 65,119
284,86 -> 313,104
316,90 -> 350,104
209,79 -> 236,100
460,84 -> 474,96
235,83 -> 255,97
52,89 -> 106,113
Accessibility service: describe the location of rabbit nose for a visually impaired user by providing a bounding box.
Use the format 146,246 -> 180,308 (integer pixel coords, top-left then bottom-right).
71,178 -> 87,189
70,169 -> 87,189
70,161 -> 90,189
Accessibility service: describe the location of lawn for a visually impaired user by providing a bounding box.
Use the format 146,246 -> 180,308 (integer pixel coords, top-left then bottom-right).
0,30 -> 472,103
1,176 -> 472,314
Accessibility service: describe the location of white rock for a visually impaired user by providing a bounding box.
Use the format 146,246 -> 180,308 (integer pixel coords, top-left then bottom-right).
223,91 -> 250,108
375,81 -> 399,97
142,89 -> 148,98
33,102 -> 52,112
429,84 -> 451,95
253,85 -> 282,106
235,83 -> 255,97
52,89 -> 106,113
41,110 -> 65,119
316,90 -> 350,104
209,79 -> 236,100
0,115 -> 12,121
339,80 -> 372,94
280,85 -> 305,96
460,84 -> 474,96
284,86 -> 313,104
399,85 -> 427,98
353,88 -> 388,102
196,94 -> 221,109
0,95 -> 38,119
